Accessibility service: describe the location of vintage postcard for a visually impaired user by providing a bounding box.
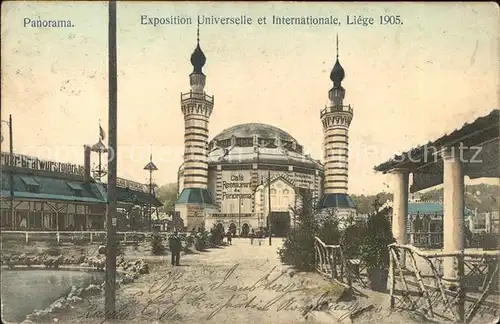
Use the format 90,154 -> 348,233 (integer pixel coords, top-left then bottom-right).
1,1 -> 499,324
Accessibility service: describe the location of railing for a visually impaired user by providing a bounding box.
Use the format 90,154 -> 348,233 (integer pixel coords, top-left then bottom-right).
320,104 -> 353,118
410,231 -> 444,248
388,243 -> 499,323
313,236 -> 352,287
181,91 -> 214,103
1,231 -> 155,244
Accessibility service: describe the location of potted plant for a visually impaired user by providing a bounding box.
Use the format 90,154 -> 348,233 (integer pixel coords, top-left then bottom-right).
360,206 -> 395,292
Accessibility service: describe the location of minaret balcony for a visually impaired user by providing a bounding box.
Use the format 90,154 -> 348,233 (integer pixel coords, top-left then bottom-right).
321,104 -> 353,118
181,90 -> 215,104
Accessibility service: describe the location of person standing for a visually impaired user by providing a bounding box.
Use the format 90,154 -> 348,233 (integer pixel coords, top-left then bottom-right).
249,229 -> 255,245
168,230 -> 182,266
226,231 -> 232,245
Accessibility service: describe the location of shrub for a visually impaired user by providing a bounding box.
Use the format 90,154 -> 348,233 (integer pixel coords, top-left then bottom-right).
209,225 -> 224,246
360,207 -> 395,269
195,231 -> 208,251
45,247 -> 62,256
278,189 -> 319,272
340,222 -> 366,260
150,232 -> 165,255
318,218 -> 341,245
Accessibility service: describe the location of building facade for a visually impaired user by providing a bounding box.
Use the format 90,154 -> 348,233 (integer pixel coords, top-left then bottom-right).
0,150 -> 161,232
178,123 -> 324,234
174,30 -> 326,234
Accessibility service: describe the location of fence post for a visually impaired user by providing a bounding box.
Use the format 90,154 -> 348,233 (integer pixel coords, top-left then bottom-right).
457,250 -> 465,323
90,232 -> 93,244
56,232 -> 60,243
388,246 -> 395,308
25,232 -> 29,244
124,233 -> 127,242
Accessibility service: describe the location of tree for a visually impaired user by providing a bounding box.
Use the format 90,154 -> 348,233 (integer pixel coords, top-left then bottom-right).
156,183 -> 178,214
278,188 -> 319,271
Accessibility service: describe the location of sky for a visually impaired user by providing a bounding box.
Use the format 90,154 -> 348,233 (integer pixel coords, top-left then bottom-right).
1,1 -> 499,195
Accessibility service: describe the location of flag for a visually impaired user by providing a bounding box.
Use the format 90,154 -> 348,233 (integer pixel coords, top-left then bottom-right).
99,125 -> 106,141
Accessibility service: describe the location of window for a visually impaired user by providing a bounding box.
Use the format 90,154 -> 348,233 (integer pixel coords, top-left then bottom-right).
67,182 -> 83,197
21,176 -> 40,193
283,189 -> 289,195
270,189 -> 277,195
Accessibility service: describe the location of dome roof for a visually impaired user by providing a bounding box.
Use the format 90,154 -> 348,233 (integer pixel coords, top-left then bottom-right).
212,123 -> 297,143
207,123 -> 322,169
330,59 -> 345,85
190,43 -> 206,74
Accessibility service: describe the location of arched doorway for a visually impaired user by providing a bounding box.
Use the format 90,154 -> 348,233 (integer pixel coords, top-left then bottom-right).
241,223 -> 250,237
229,223 -> 237,235
215,222 -> 225,234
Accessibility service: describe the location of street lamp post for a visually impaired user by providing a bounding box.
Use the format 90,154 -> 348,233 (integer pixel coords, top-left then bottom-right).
238,195 -> 241,236
1,115 -> 14,229
143,153 -> 158,232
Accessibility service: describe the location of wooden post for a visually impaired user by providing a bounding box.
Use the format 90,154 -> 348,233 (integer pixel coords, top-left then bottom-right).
457,251 -> 465,323
105,0 -> 118,318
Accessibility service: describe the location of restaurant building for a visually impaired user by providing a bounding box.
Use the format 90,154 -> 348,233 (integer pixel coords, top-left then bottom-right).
0,147 -> 162,232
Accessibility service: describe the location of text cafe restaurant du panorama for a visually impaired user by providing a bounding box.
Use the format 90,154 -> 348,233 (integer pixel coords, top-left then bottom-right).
0,152 -> 161,231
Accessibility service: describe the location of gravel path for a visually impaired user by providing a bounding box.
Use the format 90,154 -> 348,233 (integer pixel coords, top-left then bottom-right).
57,238 -> 348,324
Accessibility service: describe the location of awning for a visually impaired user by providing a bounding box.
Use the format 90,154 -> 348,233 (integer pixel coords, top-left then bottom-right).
133,191 -> 163,207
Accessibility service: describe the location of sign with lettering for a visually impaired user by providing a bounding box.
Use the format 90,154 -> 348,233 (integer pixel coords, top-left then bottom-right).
221,172 -> 253,200
1,152 -> 84,176
293,172 -> 315,189
116,177 -> 149,192
187,205 -> 203,218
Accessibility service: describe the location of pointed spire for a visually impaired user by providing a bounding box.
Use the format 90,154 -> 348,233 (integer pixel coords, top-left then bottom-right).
336,33 -> 339,59
197,21 -> 200,45
330,34 -> 345,86
190,23 -> 206,74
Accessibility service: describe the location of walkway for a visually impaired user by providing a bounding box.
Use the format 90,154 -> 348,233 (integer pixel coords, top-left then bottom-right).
58,238 -> 347,324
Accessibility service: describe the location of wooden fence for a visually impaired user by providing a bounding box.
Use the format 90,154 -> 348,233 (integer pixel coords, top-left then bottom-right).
388,243 -> 499,323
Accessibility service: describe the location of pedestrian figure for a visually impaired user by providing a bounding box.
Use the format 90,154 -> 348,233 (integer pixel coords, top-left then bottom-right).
168,230 -> 182,266
249,229 -> 255,245
226,231 -> 232,245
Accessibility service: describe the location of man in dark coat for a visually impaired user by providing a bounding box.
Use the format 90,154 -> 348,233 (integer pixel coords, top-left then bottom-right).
168,230 -> 182,266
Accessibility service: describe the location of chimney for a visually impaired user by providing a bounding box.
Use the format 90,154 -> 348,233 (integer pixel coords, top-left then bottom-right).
84,145 -> 91,183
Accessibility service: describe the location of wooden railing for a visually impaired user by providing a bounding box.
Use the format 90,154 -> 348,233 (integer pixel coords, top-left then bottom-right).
313,236 -> 353,287
388,244 -> 499,323
410,231 -> 444,248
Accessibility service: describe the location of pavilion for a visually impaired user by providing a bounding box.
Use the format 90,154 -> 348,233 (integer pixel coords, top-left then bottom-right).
374,109 -> 499,284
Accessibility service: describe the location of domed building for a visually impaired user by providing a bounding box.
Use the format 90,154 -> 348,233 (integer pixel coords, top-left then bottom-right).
177,123 -> 324,235
174,30 -> 359,235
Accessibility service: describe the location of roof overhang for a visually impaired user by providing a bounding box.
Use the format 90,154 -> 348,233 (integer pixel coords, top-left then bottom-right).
373,109 -> 499,192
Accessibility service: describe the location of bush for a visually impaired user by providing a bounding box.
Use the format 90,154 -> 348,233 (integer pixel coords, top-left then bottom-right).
340,222 -> 366,260
278,189 -> 319,272
318,218 -> 341,245
360,208 -> 395,269
45,247 -> 62,256
150,232 -> 166,255
195,231 -> 208,251
209,225 -> 224,246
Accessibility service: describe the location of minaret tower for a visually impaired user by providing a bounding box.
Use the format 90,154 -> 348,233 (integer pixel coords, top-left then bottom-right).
176,24 -> 216,225
317,35 -> 356,219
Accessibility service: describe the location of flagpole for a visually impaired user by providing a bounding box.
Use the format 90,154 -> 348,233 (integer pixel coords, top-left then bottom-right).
105,0 -> 118,318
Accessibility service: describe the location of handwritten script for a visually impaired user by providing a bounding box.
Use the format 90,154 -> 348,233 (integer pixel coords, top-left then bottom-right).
80,263 -> 352,321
